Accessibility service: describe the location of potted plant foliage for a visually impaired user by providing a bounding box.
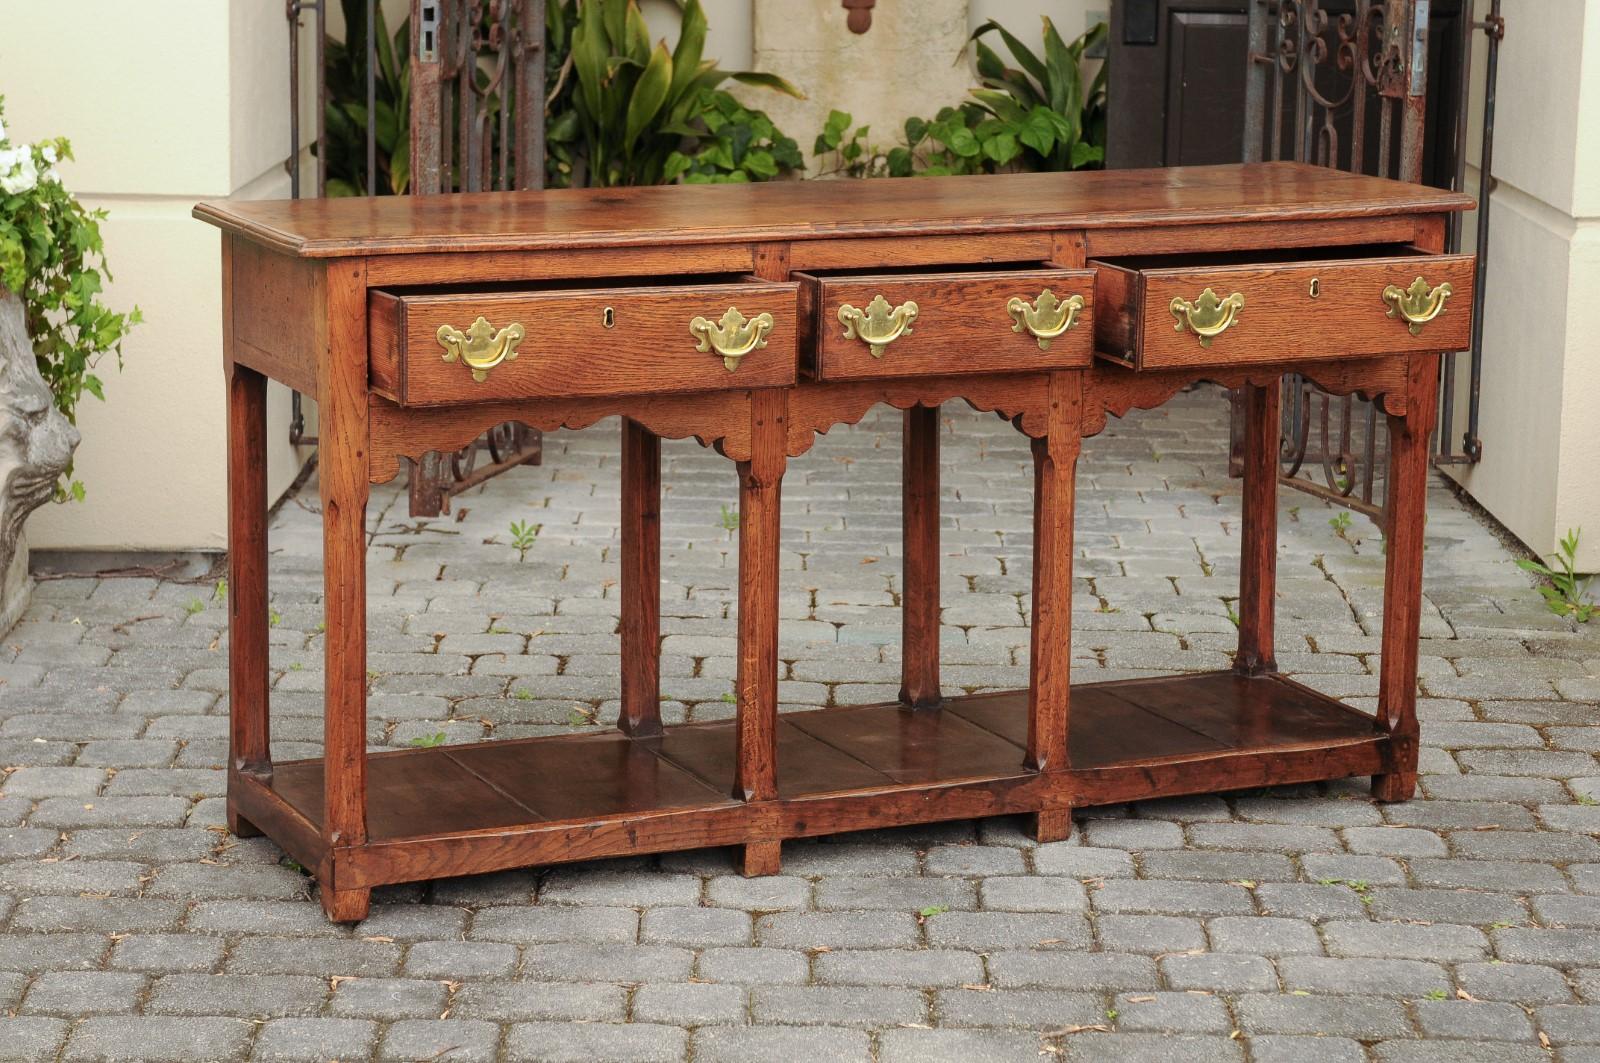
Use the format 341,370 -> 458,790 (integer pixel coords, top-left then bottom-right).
0,95 -> 139,630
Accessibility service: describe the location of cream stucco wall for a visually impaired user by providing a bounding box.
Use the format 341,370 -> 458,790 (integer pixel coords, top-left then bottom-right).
1445,0 -> 1600,570
3,1 -> 311,553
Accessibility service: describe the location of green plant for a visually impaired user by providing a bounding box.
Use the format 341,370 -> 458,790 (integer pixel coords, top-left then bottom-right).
321,0 -> 411,196
662,88 -> 803,184
0,95 -> 141,501
1517,528 -> 1595,622
510,519 -> 539,554
215,578 -> 228,602
1329,510 -> 1354,539
967,18 -> 1107,170
184,598 -> 205,617
550,0 -> 802,188
719,503 -> 741,532
812,110 -> 894,178
409,731 -> 448,748
816,19 -> 1108,180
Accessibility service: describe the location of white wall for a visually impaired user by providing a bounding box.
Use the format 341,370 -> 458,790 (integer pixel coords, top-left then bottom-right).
3,2 -> 311,553
1445,0 -> 1600,570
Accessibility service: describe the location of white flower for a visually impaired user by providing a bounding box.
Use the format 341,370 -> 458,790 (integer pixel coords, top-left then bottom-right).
1,152 -> 38,195
0,116 -> 7,143
42,167 -> 60,184
41,144 -> 56,164
0,146 -> 16,171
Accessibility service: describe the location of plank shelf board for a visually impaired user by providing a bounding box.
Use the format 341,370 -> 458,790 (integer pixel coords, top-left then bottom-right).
246,672 -> 1388,885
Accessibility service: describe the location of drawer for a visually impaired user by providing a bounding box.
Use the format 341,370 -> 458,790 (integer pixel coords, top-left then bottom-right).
368,278 -> 800,405
1091,246 -> 1475,370
796,267 -> 1095,382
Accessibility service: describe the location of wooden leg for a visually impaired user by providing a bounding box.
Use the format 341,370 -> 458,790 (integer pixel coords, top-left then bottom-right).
317,261 -> 372,921
735,391 -> 786,874
1236,381 -> 1280,675
1032,808 -> 1073,843
226,362 -> 270,838
319,886 -> 371,923
620,419 -> 663,737
740,840 -> 782,877
900,405 -> 941,708
1027,373 -> 1081,841
1373,354 -> 1439,803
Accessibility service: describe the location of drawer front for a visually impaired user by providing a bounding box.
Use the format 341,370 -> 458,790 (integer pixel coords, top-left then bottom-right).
370,280 -> 800,405
801,268 -> 1095,381
1094,252 -> 1475,370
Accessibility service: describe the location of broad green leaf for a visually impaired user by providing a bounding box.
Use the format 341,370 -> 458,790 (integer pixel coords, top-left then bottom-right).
941,124 -> 980,158
624,0 -> 651,65
1018,107 -> 1058,156
727,70 -> 805,98
623,42 -> 673,149
744,149 -> 779,177
600,0 -> 629,48
670,0 -> 709,103
983,131 -> 1021,165
663,151 -> 693,182
969,18 -> 1047,86
1070,140 -> 1103,168
1042,16 -> 1074,114
572,0 -> 608,122
904,116 -> 929,146
970,89 -> 1026,124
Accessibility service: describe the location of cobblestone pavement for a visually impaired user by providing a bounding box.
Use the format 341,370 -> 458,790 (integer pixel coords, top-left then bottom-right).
1,388 -> 1598,1063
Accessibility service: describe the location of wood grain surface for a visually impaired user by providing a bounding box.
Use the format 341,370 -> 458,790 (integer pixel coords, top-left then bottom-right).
195,163 -> 1473,258
371,280 -> 799,405
251,672 -> 1387,890
802,268 -> 1094,381
1095,249 -> 1474,369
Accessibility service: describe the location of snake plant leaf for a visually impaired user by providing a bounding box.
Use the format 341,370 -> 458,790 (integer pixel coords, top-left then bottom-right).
625,41 -> 674,150
727,71 -> 805,98
973,39 -> 1007,83
600,0 -> 629,52
968,18 -> 1048,86
1042,17 -> 1076,117
572,0 -> 608,125
670,0 -> 709,103
970,88 -> 1027,125
623,0 -> 651,65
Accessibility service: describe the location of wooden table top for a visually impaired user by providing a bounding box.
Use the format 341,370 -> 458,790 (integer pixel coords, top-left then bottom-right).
194,162 -> 1473,259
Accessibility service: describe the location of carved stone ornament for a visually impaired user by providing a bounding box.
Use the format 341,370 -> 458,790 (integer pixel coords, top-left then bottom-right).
0,288 -> 79,634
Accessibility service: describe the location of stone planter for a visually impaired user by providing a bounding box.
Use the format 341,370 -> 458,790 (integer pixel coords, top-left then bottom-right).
0,287 -> 79,634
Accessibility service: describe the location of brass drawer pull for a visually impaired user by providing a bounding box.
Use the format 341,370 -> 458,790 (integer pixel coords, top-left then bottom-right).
1383,276 -> 1453,336
1170,288 -> 1245,348
689,307 -> 775,372
839,294 -> 918,358
1007,289 -> 1084,350
436,316 -> 526,382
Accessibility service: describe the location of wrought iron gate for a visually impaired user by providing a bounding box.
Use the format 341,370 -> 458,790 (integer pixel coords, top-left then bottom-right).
1234,0 -> 1502,519
287,0 -> 548,517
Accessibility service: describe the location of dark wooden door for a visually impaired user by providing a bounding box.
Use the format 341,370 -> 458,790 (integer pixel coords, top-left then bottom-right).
1107,0 -> 1253,169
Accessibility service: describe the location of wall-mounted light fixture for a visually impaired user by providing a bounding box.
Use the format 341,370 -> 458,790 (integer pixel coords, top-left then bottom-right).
842,0 -> 875,34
